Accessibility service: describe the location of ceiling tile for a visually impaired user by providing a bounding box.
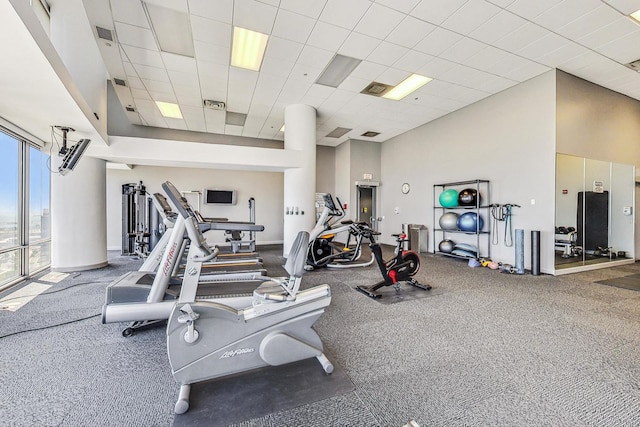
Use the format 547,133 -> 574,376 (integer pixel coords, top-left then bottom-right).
385,16 -> 436,48
277,79 -> 312,104
486,0 -> 516,6
253,74 -> 286,103
441,0 -> 501,35
306,84 -> 336,99
233,0 -> 278,34
555,4 -> 622,40
354,3 -> 406,40
375,0 -> 421,13
533,0 -> 603,31
145,0 -> 188,13
337,75 -> 371,92
204,108 -> 226,132
465,45 -> 515,72
122,45 -> 164,68
503,61 -> 550,82
264,36 -> 304,62
605,0 -> 640,14
272,9 -> 316,43
351,61 -> 387,80
506,0 -> 563,20
168,69 -> 199,87
367,42 -> 410,66
377,68 -> 412,85
535,42 -> 590,67
131,88 -> 153,100
288,63 -> 323,83
595,30 -> 640,64
194,40 -> 230,65
260,55 -> 296,78
307,21 -> 351,51
411,0 -> 469,25
280,0 -> 328,18
414,27 -> 464,56
577,17 -> 640,50
132,63 -> 170,82
127,76 -> 145,90
484,53 -> 537,77
197,60 -> 229,82
394,50 -> 434,73
190,15 -> 231,47
468,10 -> 527,44
114,23 -> 157,50
179,105 -> 204,121
439,37 -> 488,63
516,32 -> 571,60
298,45 -> 334,69
493,22 -> 550,52
188,0 -> 233,23
319,0 -> 373,30
162,52 -> 197,73
111,0 -> 150,28
338,32 -> 382,60
418,56 -> 458,79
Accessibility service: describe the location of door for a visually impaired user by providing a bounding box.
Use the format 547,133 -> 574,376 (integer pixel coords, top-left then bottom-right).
357,186 -> 377,230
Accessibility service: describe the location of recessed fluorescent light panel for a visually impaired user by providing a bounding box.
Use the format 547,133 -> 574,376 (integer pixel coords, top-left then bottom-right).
316,54 -> 362,88
144,2 -> 194,57
326,127 -> 352,138
383,74 -> 432,101
231,27 -> 269,71
225,112 -> 247,126
630,9 -> 640,24
156,101 -> 183,119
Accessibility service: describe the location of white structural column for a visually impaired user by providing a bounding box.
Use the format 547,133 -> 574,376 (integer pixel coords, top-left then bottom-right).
51,155 -> 108,271
283,104 -> 317,257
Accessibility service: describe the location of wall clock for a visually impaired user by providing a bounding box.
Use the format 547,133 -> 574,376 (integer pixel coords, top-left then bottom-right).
401,183 -> 410,194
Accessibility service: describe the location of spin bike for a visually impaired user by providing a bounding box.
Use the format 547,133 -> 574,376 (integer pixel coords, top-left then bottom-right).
306,193 -> 375,270
356,230 -> 431,299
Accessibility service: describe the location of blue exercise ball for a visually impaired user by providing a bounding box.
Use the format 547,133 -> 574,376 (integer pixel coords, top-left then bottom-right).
439,212 -> 459,230
439,189 -> 458,207
457,212 -> 484,232
439,239 -> 455,253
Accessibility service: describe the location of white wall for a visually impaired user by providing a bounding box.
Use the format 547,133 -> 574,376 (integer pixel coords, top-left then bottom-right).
106,166 -> 284,250
380,71 -> 557,273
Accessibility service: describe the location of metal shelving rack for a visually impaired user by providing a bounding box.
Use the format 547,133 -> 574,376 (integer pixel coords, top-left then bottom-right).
433,179 -> 491,260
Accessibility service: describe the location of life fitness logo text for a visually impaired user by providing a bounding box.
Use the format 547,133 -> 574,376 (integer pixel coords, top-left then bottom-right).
220,348 -> 254,359
162,243 -> 178,276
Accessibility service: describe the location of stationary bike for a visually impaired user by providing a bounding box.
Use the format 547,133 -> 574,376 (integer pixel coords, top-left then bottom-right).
356,230 -> 431,299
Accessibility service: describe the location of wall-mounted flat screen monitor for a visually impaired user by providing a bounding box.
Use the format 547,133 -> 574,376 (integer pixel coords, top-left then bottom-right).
205,189 -> 236,205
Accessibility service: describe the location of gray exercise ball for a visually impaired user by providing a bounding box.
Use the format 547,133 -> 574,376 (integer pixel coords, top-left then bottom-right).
439,212 -> 459,230
439,239 -> 455,253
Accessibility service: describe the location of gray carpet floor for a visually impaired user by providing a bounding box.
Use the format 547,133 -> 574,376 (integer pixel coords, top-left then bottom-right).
1,245 -> 639,426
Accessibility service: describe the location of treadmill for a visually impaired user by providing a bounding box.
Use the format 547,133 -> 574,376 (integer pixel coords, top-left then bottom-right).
102,181 -> 275,336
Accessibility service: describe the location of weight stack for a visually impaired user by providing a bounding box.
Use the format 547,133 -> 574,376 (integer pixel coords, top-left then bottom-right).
531,230 -> 541,276
515,229 -> 525,274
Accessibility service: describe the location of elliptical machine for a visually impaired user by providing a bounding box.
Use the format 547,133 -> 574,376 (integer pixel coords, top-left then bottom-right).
306,193 -> 375,270
356,230 -> 431,299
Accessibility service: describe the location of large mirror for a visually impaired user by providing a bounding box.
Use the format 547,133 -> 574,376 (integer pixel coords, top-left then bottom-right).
555,154 -> 635,273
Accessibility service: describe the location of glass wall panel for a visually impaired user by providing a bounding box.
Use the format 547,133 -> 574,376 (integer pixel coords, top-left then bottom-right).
0,249 -> 20,284
29,146 -> 51,241
29,242 -> 50,273
0,132 -> 19,251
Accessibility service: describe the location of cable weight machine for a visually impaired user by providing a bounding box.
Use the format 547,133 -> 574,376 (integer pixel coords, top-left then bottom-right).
122,181 -> 161,257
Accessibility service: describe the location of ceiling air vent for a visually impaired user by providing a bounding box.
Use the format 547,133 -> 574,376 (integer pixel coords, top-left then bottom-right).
225,112 -> 247,126
624,59 -> 640,72
204,99 -> 226,110
361,81 -> 392,97
113,78 -> 127,87
361,131 -> 380,138
125,106 -> 136,112
326,127 -> 352,138
96,26 -> 114,42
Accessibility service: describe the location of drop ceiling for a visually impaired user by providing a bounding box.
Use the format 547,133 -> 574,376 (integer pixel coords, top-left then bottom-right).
83,0 -> 640,147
